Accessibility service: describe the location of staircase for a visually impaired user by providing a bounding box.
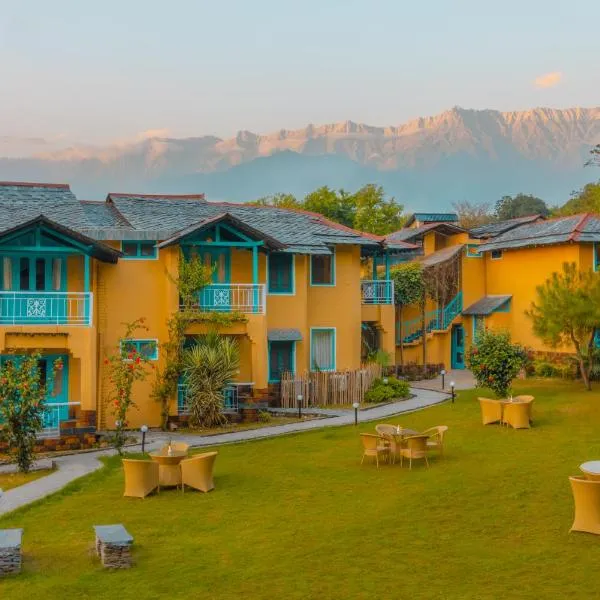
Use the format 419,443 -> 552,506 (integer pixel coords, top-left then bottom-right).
396,292 -> 463,345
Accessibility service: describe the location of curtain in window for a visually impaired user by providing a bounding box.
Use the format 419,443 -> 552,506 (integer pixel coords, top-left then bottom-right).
2,257 -> 12,290
312,330 -> 334,370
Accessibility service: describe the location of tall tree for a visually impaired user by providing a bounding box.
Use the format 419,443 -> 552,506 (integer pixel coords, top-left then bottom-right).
350,184 -> 405,235
250,193 -> 300,209
452,200 -> 495,229
526,262 -> 600,390
303,186 -> 355,228
495,194 -> 550,220
555,182 -> 600,215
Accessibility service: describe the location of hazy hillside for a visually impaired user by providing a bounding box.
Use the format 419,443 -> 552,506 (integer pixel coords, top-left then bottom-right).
0,106 -> 598,209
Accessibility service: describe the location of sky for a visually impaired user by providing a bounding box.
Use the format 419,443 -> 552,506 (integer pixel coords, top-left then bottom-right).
0,0 -> 599,156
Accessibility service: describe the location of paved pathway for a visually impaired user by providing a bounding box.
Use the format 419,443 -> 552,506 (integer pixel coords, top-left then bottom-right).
411,369 -> 476,392
0,387 -> 448,517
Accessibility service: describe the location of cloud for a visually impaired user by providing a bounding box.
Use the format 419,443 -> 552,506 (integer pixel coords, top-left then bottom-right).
534,72 -> 563,89
137,128 -> 170,140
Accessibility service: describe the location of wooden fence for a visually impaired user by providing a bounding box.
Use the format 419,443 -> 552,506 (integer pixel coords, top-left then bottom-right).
280,364 -> 382,408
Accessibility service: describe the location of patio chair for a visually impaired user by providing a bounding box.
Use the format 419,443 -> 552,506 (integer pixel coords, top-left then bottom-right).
569,476 -> 600,535
375,424 -> 403,463
422,426 -> 448,456
400,435 -> 430,469
122,459 -> 160,499
161,442 -> 190,454
514,396 -> 534,424
503,401 -> 530,429
180,452 -> 218,492
360,434 -> 390,468
479,397 -> 503,425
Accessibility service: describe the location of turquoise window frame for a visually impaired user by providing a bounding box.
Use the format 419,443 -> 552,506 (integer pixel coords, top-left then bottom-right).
0,255 -> 67,292
466,244 -> 482,258
121,241 -> 158,260
594,243 -> 599,272
310,251 -> 336,287
310,327 -> 336,371
267,253 -> 295,295
267,340 -> 296,383
121,339 -> 159,361
490,249 -> 503,260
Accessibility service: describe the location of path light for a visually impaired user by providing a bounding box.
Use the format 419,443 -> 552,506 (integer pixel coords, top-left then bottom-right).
353,402 -> 360,426
297,394 -> 303,419
440,369 -> 446,390
140,425 -> 148,454
450,381 -> 456,404
383,377 -> 389,385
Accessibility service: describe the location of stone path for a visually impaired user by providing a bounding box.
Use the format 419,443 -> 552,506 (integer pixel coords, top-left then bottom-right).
0,387 -> 448,517
411,369 -> 476,392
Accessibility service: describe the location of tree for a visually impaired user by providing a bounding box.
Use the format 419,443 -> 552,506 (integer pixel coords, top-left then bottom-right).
495,194 -> 550,220
555,182 -> 600,216
303,186 -> 355,228
351,184 -> 404,235
183,333 -> 240,428
466,329 -> 527,397
0,352 -> 56,472
526,262 -> 600,390
585,144 -> 600,167
390,263 -> 424,365
250,193 -> 300,209
452,200 -> 495,230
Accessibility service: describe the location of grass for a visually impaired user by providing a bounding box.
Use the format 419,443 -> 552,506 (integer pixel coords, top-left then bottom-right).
1,379 -> 600,599
0,469 -> 53,492
176,414 -> 320,435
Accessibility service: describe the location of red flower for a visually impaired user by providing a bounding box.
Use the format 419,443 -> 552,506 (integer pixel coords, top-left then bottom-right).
135,357 -> 141,364
127,352 -> 134,360
104,358 -> 109,365
114,400 -> 119,407
129,364 -> 134,371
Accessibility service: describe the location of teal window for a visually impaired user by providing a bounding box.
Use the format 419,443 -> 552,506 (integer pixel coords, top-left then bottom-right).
310,328 -> 336,371
311,253 -> 334,286
269,341 -> 295,382
121,241 -> 158,259
491,249 -> 503,260
594,243 -> 600,272
121,339 -> 159,360
268,253 -> 294,294
0,256 -> 66,291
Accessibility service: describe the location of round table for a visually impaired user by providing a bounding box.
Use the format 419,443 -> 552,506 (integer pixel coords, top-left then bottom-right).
580,461 -> 600,481
149,450 -> 188,487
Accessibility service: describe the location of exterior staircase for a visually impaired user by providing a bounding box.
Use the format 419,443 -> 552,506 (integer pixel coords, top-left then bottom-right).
396,292 -> 463,345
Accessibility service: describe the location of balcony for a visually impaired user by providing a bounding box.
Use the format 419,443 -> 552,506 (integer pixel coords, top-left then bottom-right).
361,280 -> 394,305
185,284 -> 266,315
0,292 -> 93,326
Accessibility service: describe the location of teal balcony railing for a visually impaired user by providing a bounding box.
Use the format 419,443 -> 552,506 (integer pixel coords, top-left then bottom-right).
178,383 -> 242,415
0,292 -> 93,326
361,280 -> 394,305
184,284 -> 266,315
37,402 -> 80,439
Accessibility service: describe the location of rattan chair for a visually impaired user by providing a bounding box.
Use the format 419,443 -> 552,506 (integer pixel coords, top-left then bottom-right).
422,426 -> 448,456
122,459 -> 160,499
180,451 -> 218,492
514,396 -> 534,424
360,433 -> 390,468
375,424 -> 403,463
569,476 -> 600,535
479,397 -> 503,425
400,435 -> 430,469
503,401 -> 530,429
161,442 -> 190,454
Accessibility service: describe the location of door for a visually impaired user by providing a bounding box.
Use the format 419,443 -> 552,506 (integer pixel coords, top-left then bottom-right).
198,248 -> 231,310
451,325 -> 465,370
269,341 -> 295,382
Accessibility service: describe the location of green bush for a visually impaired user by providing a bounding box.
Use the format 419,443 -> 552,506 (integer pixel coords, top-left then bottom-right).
364,377 -> 410,403
466,329 -> 528,397
257,410 -> 271,423
535,361 -> 557,378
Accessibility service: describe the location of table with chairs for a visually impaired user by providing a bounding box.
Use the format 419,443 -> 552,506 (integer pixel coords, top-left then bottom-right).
478,396 -> 534,429
361,424 -> 448,469
122,441 -> 218,498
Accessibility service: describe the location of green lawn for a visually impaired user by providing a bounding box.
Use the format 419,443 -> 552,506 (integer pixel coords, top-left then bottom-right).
0,469 -> 53,492
2,380 -> 600,599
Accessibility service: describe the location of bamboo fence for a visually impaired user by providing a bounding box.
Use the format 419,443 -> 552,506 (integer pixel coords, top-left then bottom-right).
279,364 -> 382,408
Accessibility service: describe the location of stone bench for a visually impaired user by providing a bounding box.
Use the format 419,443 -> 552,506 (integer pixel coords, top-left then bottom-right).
0,528 -> 23,576
94,524 -> 133,569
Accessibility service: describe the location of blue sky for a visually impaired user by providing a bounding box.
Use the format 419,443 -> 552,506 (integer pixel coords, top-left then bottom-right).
0,0 -> 598,154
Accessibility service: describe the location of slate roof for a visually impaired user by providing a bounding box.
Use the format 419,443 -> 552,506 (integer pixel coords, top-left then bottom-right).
267,328 -> 303,341
478,214 -> 600,253
405,213 -> 458,226
385,222 -> 465,243
418,244 -> 464,268
463,295 -> 512,316
469,214 -> 545,239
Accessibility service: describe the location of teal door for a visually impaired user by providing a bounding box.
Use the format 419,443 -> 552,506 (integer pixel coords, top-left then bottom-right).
269,341 -> 295,382
451,325 -> 465,369
197,248 -> 232,310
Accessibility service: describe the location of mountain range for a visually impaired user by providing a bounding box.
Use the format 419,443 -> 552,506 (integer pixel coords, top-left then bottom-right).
1,106 -> 599,210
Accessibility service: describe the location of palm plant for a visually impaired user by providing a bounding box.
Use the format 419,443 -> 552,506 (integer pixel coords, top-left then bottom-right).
183,333 -> 240,428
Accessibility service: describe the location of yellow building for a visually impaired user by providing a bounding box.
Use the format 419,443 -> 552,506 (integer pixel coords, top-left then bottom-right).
389,212 -> 597,370
0,182 -> 415,435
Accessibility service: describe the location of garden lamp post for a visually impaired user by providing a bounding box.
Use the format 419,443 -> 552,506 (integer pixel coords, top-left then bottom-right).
450,381 -> 456,404
353,402 -> 360,426
297,394 -> 303,419
440,369 -> 446,390
140,425 -> 148,454
383,377 -> 388,385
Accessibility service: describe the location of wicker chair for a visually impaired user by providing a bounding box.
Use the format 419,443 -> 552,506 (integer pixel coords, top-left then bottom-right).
479,397 -> 503,425
180,451 -> 218,492
161,442 -> 190,454
400,435 -> 430,469
569,476 -> 600,535
422,426 -> 448,456
375,424 -> 403,463
122,459 -> 160,499
503,402 -> 530,429
360,434 -> 390,468
514,396 -> 534,424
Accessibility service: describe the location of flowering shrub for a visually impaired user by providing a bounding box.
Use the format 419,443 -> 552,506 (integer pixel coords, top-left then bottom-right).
466,329 -> 528,397
105,318 -> 152,454
364,377 -> 410,403
0,352 -> 59,472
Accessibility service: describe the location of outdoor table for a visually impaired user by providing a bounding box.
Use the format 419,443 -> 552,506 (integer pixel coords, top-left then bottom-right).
149,450 -> 188,487
580,461 -> 600,481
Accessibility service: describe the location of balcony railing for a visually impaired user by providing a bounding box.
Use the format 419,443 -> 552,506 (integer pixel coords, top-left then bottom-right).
38,402 -> 80,439
184,284 -> 266,315
177,384 -> 243,415
361,280 -> 394,305
0,292 -> 93,326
